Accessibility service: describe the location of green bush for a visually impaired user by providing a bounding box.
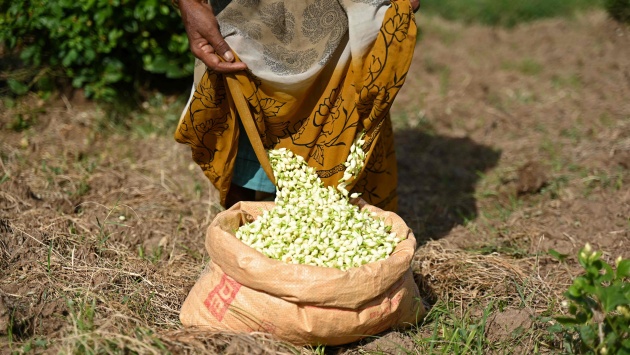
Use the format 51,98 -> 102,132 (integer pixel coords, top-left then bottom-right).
0,0 -> 193,101
606,0 -> 630,23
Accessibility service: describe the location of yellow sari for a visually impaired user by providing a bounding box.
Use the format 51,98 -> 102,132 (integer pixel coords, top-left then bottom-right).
175,0 -> 417,212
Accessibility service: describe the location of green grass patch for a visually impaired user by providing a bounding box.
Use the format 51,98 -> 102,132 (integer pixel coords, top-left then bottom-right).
551,73 -> 583,90
502,58 -> 543,76
414,301 -> 494,354
420,0 -> 604,27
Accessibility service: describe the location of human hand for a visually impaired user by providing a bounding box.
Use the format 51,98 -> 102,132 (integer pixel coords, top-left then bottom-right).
178,0 -> 247,73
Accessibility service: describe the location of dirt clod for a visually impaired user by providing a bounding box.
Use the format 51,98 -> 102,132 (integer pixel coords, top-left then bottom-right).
516,161 -> 549,195
486,308 -> 533,343
613,149 -> 630,169
359,331 -> 417,355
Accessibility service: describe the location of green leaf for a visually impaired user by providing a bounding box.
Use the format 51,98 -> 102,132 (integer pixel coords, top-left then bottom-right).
548,248 -> 569,262
587,265 -> 601,278
577,324 -> 597,346
596,284 -> 629,312
590,251 -> 603,263
554,316 -> 581,325
575,311 -> 591,323
19,45 -> 40,63
62,48 -> 79,67
7,78 -> 29,95
597,262 -> 615,284
617,259 -> 630,278
567,285 -> 582,298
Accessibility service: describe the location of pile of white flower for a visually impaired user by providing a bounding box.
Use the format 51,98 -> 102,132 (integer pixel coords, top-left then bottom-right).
235,135 -> 401,271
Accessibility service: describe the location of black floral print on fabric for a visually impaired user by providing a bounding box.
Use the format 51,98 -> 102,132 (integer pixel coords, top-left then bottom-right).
350,0 -> 389,5
302,0 -> 348,65
175,0 -> 417,211
219,8 -> 263,40
263,45 -> 319,76
260,2 -> 296,43
176,72 -> 230,168
234,0 -> 258,7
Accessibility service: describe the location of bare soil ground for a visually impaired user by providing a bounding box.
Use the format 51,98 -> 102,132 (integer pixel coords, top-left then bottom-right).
1,10 -> 629,354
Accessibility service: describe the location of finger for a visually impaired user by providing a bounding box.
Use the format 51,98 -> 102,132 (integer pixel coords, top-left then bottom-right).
195,32 -> 244,70
192,46 -> 247,73
199,43 -> 214,54
211,38 -> 234,61
212,61 -> 249,74
188,35 -> 235,69
196,19 -> 236,62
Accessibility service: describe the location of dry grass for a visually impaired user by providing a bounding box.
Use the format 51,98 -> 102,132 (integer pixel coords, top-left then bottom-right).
2,10 -> 630,355
414,242 -> 559,309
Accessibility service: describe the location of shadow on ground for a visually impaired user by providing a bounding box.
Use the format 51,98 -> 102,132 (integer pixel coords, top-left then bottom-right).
395,129 -> 501,244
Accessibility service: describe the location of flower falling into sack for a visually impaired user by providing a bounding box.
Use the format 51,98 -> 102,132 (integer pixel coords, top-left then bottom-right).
235,135 -> 400,271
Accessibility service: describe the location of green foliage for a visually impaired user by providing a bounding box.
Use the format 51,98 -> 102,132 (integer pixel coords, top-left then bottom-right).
605,0 -> 630,23
420,0 -> 604,27
0,0 -> 193,101
549,244 -> 630,354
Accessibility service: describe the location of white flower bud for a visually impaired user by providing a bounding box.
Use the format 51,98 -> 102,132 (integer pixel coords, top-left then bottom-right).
237,144 -> 398,270
584,243 -> 592,253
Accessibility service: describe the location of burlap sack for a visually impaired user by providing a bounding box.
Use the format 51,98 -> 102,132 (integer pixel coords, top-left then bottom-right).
180,200 -> 425,346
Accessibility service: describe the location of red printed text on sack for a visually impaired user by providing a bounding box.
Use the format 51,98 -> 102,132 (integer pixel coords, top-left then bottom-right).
204,274 -> 241,321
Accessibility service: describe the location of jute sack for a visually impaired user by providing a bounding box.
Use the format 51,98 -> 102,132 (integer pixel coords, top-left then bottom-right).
180,200 -> 425,346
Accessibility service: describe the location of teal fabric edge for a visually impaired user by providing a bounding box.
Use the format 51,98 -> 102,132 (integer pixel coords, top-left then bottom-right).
232,121 -> 277,193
